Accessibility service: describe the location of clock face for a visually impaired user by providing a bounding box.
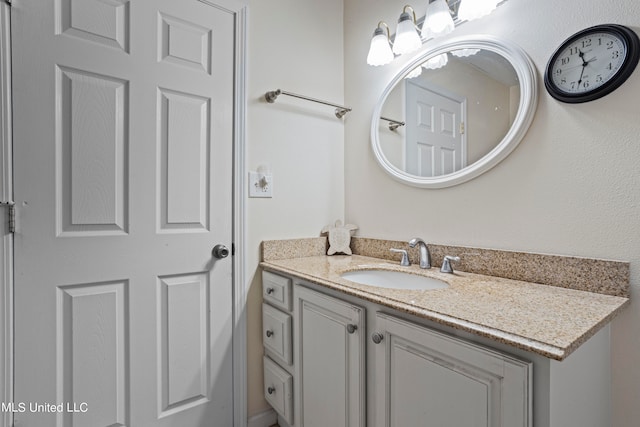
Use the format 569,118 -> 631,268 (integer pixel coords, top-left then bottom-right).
549,32 -> 627,94
544,24 -> 640,103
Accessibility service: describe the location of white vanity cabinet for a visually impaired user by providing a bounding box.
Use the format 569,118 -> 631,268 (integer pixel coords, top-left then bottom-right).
262,271 -> 295,425
372,313 -> 531,427
262,271 -> 533,427
293,286 -> 366,427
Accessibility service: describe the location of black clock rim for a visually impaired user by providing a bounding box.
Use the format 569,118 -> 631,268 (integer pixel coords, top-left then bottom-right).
544,24 -> 640,103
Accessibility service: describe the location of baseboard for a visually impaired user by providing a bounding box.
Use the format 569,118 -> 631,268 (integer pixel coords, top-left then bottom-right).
247,408 -> 278,427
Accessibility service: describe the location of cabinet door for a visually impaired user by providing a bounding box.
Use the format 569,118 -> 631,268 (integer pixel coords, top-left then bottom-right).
373,313 -> 532,427
295,286 -> 366,427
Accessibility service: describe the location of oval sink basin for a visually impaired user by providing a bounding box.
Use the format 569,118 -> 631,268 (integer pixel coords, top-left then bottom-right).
341,269 -> 449,291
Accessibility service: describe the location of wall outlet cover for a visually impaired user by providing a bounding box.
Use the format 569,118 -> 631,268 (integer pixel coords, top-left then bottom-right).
249,171 -> 273,198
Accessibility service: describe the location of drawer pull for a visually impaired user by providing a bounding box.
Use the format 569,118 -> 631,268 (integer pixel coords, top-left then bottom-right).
371,332 -> 384,344
267,386 -> 276,395
266,330 -> 274,338
347,324 -> 358,334
266,287 -> 275,295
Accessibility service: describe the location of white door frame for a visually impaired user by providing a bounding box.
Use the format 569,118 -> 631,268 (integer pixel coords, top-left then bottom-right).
0,2 -> 248,426
0,3 -> 13,427
231,3 -> 249,427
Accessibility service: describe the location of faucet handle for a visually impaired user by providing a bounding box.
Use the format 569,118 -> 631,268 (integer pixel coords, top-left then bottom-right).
390,248 -> 410,266
440,255 -> 460,274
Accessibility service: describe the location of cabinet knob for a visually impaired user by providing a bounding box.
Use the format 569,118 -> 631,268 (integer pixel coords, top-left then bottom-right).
346,324 -> 358,334
371,332 -> 384,344
266,287 -> 275,295
265,330 -> 274,338
267,386 -> 275,395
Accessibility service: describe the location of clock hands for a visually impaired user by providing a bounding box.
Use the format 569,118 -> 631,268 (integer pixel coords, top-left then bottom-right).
545,24 -> 639,103
576,49 -> 598,87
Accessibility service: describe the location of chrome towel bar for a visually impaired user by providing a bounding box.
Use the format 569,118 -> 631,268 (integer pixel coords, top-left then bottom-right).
265,89 -> 352,119
380,116 -> 405,131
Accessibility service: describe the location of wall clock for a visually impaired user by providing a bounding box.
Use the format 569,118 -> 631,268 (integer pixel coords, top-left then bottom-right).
544,24 -> 640,103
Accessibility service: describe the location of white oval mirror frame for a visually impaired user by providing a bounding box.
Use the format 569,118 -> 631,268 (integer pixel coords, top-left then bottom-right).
371,35 -> 538,188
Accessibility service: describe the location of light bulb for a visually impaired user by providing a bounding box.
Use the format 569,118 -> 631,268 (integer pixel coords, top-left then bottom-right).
421,0 -> 455,39
393,12 -> 422,55
367,27 -> 394,66
458,0 -> 500,22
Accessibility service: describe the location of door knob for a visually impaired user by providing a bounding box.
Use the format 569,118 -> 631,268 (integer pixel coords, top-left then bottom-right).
371,332 -> 384,344
212,244 -> 230,259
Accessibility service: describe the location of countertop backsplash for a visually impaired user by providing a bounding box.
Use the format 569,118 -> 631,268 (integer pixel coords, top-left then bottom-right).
262,236 -> 629,298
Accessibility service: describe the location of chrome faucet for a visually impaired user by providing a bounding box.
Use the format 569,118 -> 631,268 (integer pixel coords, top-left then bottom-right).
408,238 -> 431,269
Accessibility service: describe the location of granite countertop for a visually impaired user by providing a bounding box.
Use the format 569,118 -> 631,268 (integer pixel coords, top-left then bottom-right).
260,254 -> 630,360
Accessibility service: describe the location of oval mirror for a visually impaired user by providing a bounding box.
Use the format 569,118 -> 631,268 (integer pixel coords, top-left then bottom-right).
371,35 -> 538,188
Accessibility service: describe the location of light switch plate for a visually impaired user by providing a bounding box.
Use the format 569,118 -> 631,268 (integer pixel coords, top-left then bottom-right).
249,171 -> 273,198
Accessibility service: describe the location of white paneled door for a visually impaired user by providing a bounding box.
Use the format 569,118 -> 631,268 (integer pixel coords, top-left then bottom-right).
11,0 -> 238,426
405,80 -> 466,177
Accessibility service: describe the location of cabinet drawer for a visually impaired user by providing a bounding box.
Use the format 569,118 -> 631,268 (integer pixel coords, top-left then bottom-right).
264,356 -> 293,425
263,303 -> 293,365
262,270 -> 292,311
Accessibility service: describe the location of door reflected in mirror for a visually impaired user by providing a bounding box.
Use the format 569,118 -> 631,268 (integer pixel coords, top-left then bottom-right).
380,49 -> 520,177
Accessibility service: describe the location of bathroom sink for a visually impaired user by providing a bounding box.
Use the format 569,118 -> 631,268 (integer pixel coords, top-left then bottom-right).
341,269 -> 449,291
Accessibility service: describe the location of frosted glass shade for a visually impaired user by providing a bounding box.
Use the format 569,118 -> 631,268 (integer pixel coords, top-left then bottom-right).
458,0 -> 500,21
422,53 -> 449,70
367,28 -> 394,66
451,48 -> 480,57
405,66 -> 423,79
421,0 -> 454,39
393,12 -> 422,55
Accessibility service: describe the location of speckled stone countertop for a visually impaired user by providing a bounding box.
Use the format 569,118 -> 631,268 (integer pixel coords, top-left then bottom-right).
260,254 -> 630,361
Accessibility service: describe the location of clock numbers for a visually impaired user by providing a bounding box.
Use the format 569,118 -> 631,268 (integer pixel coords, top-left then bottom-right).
550,32 -> 628,94
545,24 -> 640,103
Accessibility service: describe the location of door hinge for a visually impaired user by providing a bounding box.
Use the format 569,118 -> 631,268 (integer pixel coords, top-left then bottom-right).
1,201 -> 15,233
460,121 -> 465,135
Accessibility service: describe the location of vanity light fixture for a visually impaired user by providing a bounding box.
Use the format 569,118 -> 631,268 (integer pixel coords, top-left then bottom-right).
366,22 -> 394,66
421,0 -> 454,39
457,0 -> 499,22
392,5 -> 422,55
367,0 -> 507,66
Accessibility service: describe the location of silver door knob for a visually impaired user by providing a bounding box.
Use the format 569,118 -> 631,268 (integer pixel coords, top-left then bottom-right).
212,244 -> 230,259
267,386 -> 275,395
266,330 -> 274,338
347,324 -> 358,334
371,332 -> 384,344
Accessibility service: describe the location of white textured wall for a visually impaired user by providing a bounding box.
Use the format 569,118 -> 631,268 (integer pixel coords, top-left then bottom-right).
246,0 -> 345,416
344,0 -> 640,426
